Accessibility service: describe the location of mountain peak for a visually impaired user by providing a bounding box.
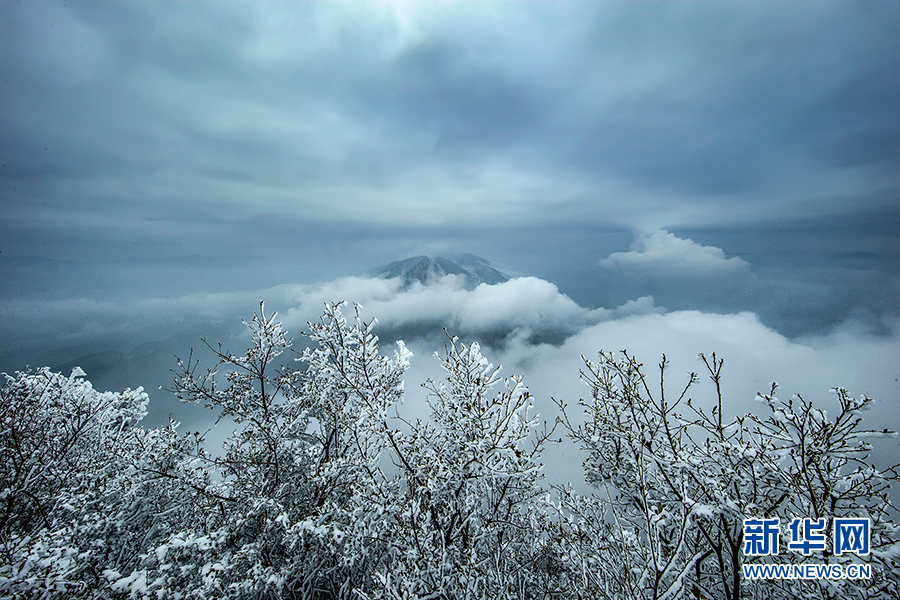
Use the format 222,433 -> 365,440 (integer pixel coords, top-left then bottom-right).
371,255 -> 509,288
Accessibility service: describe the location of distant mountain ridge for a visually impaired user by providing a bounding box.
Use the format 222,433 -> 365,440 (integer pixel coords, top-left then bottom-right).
371,254 -> 509,288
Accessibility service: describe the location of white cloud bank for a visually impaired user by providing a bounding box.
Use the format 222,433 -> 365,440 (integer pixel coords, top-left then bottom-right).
267,266 -> 900,491
601,229 -> 750,275
279,275 -> 661,341
473,310 -> 900,492
3,257 -> 897,495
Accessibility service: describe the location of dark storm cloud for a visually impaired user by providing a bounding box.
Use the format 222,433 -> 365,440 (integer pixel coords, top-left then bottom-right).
800,56 -> 900,175
2,0 -> 898,259
562,3 -> 900,202
376,40 -> 549,148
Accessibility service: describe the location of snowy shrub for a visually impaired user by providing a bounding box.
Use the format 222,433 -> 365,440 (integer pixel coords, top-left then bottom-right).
2,304 -> 897,599
556,351 -> 900,600
0,367 -> 209,598
355,334 -> 560,599
162,302 -> 563,598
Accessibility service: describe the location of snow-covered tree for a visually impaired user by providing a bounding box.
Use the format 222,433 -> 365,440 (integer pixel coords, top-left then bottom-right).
160,302 -> 561,599
354,333 -> 560,599
153,302 -> 415,598
0,367 -> 210,598
3,304 -> 898,599
556,350 -> 900,600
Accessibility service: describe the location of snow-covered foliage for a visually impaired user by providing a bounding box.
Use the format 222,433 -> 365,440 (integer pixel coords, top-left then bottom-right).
0,367 -> 210,597
557,351 -> 900,599
1,304 -> 897,599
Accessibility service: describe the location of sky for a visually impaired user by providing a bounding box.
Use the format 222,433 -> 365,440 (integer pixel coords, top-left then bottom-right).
1,0 -> 899,487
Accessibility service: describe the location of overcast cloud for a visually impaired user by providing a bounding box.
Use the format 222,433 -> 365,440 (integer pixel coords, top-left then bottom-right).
2,0 -> 898,250
1,1 -> 899,481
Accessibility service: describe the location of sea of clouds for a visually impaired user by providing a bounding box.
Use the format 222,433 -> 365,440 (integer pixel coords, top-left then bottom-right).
3,231 -> 898,491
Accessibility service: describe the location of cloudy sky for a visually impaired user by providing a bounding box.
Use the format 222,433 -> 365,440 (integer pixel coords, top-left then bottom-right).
2,1 -> 899,484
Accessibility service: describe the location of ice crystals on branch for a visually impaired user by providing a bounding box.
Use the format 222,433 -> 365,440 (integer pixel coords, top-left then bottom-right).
554,351 -> 900,600
1,303 -> 898,599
